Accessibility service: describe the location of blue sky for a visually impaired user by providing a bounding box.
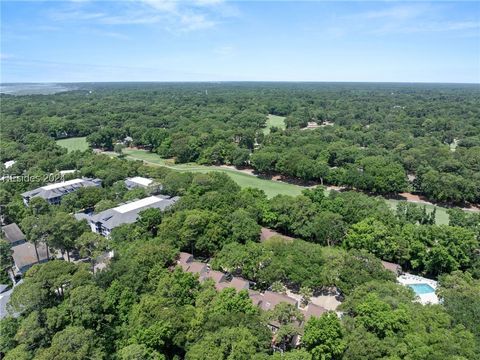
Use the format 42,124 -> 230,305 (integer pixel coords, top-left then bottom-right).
1,1 -> 479,83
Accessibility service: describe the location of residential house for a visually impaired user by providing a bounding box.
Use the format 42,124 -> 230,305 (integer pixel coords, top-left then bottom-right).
4,160 -> 16,169
59,170 -> 77,176
177,252 -> 194,270
21,178 -> 102,206
202,270 -> 226,283
175,253 -> 331,334
248,290 -> 264,307
12,242 -> 49,276
229,277 -> 250,291
258,291 -> 301,349
2,223 -> 26,247
381,260 -> 402,275
125,176 -> 160,191
260,290 -> 298,312
77,195 -> 179,237
175,252 -> 333,352
260,227 -> 294,242
125,176 -> 153,189
176,253 -> 251,292
1,223 -> 49,277
302,303 -> 328,321
201,270 -> 228,290
184,262 -> 208,276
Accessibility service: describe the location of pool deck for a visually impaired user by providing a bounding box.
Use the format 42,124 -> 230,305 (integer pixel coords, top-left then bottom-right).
397,273 -> 439,305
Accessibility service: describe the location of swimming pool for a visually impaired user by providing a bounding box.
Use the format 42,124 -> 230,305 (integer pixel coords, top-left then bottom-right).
408,283 -> 435,295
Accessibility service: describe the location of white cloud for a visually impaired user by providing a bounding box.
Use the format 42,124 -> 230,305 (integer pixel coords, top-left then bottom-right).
357,4 -> 430,21
178,12 -> 216,31
339,4 -> 479,37
48,0 -> 236,32
140,0 -> 177,11
50,10 -> 107,22
194,0 -> 224,6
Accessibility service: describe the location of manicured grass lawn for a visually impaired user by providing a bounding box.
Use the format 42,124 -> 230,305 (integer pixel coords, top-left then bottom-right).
122,148 -> 451,222
263,114 -> 286,135
123,148 -> 305,198
386,199 -> 449,225
56,137 -> 88,152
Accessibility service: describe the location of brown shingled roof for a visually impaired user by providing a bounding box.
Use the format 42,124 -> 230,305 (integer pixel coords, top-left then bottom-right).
260,290 -> 297,311
178,262 -> 190,272
229,277 -> 249,291
248,290 -> 263,306
381,260 -> 402,274
2,223 -> 25,244
302,304 -> 328,321
12,241 -> 48,273
260,227 -> 294,242
215,282 -> 230,291
202,270 -> 227,284
184,261 -> 208,275
178,252 -> 193,265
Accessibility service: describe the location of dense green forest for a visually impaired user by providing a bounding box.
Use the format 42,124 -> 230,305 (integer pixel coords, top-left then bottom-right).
1,83 -> 480,359
1,83 -> 479,204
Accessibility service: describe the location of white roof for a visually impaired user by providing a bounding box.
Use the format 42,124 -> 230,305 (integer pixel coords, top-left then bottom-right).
60,170 -> 77,175
127,176 -> 153,186
41,178 -> 84,190
113,196 -> 163,214
4,160 -> 16,168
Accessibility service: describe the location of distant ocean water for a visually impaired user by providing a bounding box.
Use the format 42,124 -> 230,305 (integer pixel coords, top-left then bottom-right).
0,83 -> 76,95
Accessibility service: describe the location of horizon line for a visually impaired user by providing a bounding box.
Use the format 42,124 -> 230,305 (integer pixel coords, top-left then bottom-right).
2,80 -> 480,85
